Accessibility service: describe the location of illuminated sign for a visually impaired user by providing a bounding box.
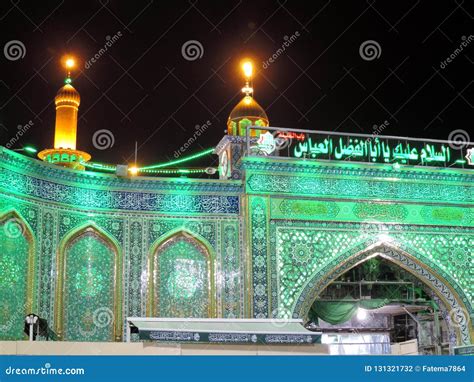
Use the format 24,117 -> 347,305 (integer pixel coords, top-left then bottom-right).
294,137 -> 455,165
466,148 -> 473,165
249,127 -> 474,169
256,132 -> 276,155
276,131 -> 305,141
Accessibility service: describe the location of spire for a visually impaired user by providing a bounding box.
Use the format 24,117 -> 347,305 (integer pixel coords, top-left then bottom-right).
241,59 -> 254,97
226,58 -> 269,136
64,57 -> 75,84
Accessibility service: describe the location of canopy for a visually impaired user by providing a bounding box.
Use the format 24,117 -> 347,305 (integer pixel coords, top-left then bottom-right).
309,299 -> 391,325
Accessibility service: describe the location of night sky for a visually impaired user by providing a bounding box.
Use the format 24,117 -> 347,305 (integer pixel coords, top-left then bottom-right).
0,0 -> 472,167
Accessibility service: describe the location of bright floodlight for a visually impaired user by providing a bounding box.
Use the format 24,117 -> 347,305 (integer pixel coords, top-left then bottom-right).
242,61 -> 253,78
65,58 -> 75,69
357,308 -> 367,321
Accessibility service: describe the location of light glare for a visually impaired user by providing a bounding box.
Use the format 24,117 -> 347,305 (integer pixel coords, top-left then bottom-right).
242,61 -> 253,78
65,58 -> 75,69
357,308 -> 367,321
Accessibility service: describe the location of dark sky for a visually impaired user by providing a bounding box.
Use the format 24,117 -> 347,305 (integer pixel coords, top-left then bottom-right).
0,0 -> 472,167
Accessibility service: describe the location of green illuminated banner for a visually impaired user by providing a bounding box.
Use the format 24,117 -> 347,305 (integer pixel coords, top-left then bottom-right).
251,128 -> 474,169
294,137 -> 452,164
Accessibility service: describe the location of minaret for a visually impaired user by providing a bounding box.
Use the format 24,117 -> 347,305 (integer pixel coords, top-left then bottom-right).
38,57 -> 91,170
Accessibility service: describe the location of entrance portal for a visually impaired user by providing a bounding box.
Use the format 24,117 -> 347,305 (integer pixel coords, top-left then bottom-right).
294,243 -> 472,351
307,256 -> 451,354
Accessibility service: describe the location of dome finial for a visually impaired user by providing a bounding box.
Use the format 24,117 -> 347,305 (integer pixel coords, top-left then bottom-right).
63,56 -> 76,84
241,59 -> 254,97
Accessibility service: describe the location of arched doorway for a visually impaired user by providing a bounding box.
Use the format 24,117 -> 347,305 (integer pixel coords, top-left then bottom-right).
0,210 -> 35,340
55,224 -> 122,341
147,230 -> 216,318
294,242 -> 472,348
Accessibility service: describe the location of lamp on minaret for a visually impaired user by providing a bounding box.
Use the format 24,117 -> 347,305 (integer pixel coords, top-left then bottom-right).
38,56 -> 91,170
241,60 -> 254,97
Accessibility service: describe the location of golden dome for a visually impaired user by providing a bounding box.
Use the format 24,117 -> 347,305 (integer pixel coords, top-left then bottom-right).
229,95 -> 268,122
227,95 -> 269,136
55,83 -> 80,107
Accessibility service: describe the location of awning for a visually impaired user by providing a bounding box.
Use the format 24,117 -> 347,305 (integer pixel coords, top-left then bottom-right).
126,318 -> 321,345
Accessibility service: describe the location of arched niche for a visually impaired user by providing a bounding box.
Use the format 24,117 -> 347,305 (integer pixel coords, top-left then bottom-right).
55,223 -> 122,341
293,242 -> 472,346
147,230 -> 216,318
0,209 -> 35,340
238,118 -> 252,136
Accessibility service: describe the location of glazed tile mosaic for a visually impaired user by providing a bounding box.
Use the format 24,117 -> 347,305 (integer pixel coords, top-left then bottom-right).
0,139 -> 472,346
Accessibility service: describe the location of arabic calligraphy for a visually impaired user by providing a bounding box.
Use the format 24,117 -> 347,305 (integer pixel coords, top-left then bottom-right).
293,137 -> 454,165
276,131 -> 305,141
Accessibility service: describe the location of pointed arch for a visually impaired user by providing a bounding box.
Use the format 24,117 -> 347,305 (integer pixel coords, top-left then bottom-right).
293,241 -> 472,346
55,222 -> 122,341
0,209 -> 35,339
147,228 -> 216,318
239,118 -> 252,136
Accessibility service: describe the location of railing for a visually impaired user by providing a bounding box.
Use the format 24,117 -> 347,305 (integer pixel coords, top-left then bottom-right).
319,281 -> 416,301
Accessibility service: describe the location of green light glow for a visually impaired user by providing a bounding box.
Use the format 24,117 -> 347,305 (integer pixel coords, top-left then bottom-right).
139,148 -> 214,171
253,130 -> 473,169
82,162 -> 116,172
81,148 -> 215,176
142,168 -> 209,174
24,146 -> 37,153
